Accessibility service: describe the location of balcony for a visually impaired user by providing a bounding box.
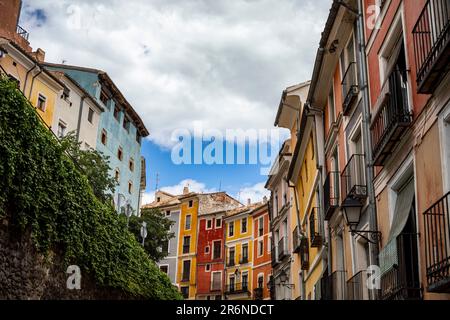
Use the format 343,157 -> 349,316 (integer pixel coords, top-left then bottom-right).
253,287 -> 264,300
292,226 -> 306,254
423,191 -> 450,293
271,245 -> 279,267
239,255 -> 249,264
341,154 -> 367,206
309,208 -> 322,248
16,25 -> 30,41
227,258 -> 236,267
346,270 -> 369,300
321,270 -> 347,300
324,171 -> 340,221
300,237 -> 309,270
278,237 -> 289,261
181,273 -> 190,282
371,69 -> 412,166
413,0 -> 450,94
380,233 -> 422,300
341,62 -> 359,116
225,282 -> 250,294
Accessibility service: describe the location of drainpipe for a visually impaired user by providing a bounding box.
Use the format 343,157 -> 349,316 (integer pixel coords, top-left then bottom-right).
355,0 -> 379,299
23,63 -> 37,97
76,95 -> 86,142
27,66 -> 42,100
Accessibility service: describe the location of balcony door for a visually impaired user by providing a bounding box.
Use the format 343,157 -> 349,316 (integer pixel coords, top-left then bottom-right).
349,128 -> 365,190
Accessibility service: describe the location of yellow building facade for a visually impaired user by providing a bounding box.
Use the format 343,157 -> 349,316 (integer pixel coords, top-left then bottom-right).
176,193 -> 199,300
224,206 -> 254,300
0,39 -> 64,128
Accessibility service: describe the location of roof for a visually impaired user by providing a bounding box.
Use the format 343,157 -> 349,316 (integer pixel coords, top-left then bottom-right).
274,80 -> 311,127
0,38 -> 67,92
42,62 -> 149,137
224,202 -> 265,219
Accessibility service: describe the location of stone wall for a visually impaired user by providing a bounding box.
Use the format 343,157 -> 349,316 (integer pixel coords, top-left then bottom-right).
0,218 -> 136,300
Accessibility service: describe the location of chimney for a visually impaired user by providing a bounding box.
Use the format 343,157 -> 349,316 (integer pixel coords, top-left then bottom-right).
247,198 -> 251,206
263,196 -> 268,203
32,48 -> 45,63
183,186 -> 189,195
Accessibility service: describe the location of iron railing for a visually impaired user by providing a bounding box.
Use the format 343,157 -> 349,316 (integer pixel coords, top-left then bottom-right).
346,270 -> 369,300
225,282 -> 249,294
300,237 -> 309,270
271,245 -> 278,266
380,233 -> 422,300
309,208 -> 323,248
278,237 -> 289,261
423,191 -> 450,293
341,154 -> 367,205
253,287 -> 264,300
321,270 -> 347,300
341,62 -> 359,115
239,255 -> 249,264
227,257 -> 236,267
292,226 -> 302,253
412,0 -> 450,93
16,25 -> 29,41
371,69 -> 412,165
324,171 -> 340,220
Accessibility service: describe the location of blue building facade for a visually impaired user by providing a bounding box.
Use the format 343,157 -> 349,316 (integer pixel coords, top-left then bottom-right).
44,63 -> 149,215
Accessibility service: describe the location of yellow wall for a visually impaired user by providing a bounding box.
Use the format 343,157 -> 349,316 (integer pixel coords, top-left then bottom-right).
177,197 -> 199,299
29,80 -> 58,127
295,135 -> 324,299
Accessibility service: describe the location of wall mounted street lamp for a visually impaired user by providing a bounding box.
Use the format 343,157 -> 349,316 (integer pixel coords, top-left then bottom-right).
342,199 -> 381,244
278,270 -> 294,289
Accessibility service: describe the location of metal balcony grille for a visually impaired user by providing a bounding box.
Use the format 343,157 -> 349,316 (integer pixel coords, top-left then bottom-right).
341,154 -> 367,205
346,270 -> 369,300
423,191 -> 450,293
278,237 -> 289,261
225,282 -> 249,294
309,208 -> 322,248
16,25 -> 29,41
413,0 -> 450,93
341,62 -> 359,115
321,270 -> 347,300
324,171 -> 340,221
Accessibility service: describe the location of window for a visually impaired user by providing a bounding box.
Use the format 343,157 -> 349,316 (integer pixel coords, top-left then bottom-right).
242,243 -> 249,262
258,217 -> 264,237
100,90 -> 109,106
161,241 -> 169,254
117,147 -> 123,161
157,197 -> 161,202
129,158 -> 134,172
205,264 -> 211,272
37,94 -> 46,111
183,236 -> 190,254
258,275 -> 264,288
113,106 -> 120,121
87,108 -> 94,123
205,246 -> 210,254
57,121 -> 66,138
211,272 -> 222,291
185,215 -> 191,230
241,217 -> 247,233
215,218 -> 222,228
182,260 -> 191,281
213,241 -> 221,259
229,247 -> 235,265
114,169 -> 120,183
229,221 -> 234,237
258,240 -> 264,256
165,210 -> 171,217
242,272 -> 248,290
123,116 -> 130,132
159,265 -> 168,274
101,129 -> 107,145
128,181 -> 133,194
206,219 -> 213,230
180,286 -> 189,299
136,132 -> 141,144
188,200 -> 193,208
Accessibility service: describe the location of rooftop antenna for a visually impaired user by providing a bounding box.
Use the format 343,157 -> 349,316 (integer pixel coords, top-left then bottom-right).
62,59 -> 67,64
155,173 -> 159,191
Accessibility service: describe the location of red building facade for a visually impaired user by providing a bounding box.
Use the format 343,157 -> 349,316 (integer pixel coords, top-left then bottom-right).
196,211 -> 226,300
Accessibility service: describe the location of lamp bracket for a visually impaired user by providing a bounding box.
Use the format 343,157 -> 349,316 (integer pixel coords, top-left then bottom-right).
350,229 -> 381,244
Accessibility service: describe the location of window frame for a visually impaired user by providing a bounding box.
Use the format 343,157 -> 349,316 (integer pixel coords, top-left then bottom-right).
37,93 -> 47,111
87,107 -> 94,124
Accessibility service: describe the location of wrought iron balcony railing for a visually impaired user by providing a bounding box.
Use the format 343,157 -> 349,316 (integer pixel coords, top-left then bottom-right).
371,69 -> 412,166
380,233 -> 422,300
300,237 -> 309,270
225,282 -> 249,294
413,0 -> 450,94
321,270 -> 347,300
324,171 -> 340,221
423,191 -> 450,293
278,237 -> 289,261
227,258 -> 236,267
16,25 -> 30,41
239,255 -> 249,264
346,270 -> 370,300
309,208 -> 322,248
341,154 -> 367,206
271,245 -> 278,267
292,226 -> 303,254
341,62 -> 359,115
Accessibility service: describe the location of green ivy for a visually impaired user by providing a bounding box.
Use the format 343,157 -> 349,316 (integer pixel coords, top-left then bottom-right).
0,76 -> 182,300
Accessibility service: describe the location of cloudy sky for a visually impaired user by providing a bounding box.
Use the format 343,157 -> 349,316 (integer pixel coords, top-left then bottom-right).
21,0 -> 331,204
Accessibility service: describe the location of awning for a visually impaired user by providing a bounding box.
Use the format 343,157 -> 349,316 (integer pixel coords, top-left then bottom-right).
379,178 -> 415,275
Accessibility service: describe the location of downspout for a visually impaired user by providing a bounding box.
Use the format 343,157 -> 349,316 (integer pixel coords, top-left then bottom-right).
27,67 -> 42,100
355,0 -> 379,299
76,95 -> 86,142
23,63 -> 37,97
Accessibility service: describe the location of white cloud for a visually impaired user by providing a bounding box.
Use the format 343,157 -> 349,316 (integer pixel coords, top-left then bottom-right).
236,182 -> 270,204
21,0 -> 330,148
141,178 -> 217,205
